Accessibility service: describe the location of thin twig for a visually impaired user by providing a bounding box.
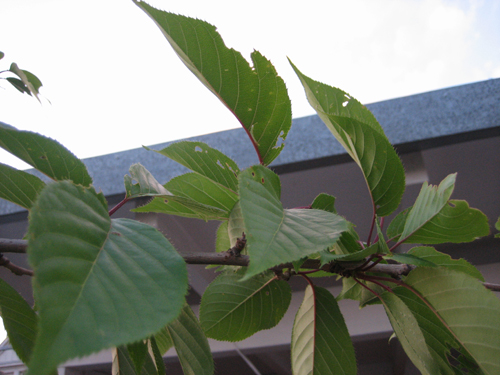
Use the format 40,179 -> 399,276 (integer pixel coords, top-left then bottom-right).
0,254 -> 33,276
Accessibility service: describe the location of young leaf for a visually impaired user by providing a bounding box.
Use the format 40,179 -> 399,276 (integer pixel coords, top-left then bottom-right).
405,267 -> 500,375
9,63 -> 43,101
495,216 -> 500,238
320,242 -> 379,265
395,174 -> 489,244
199,269 -> 291,342
215,221 -> 231,253
379,292 -> 441,375
227,201 -> 246,248
27,181 -> 188,375
239,165 -> 348,279
134,2 -> 292,165
145,142 -> 239,192
166,303 -> 214,375
0,278 -> 38,364
291,285 -> 357,375
408,246 -> 484,281
384,253 -> 437,268
290,62 -> 405,216
0,123 -> 92,187
0,162 -> 45,210
124,163 -> 169,199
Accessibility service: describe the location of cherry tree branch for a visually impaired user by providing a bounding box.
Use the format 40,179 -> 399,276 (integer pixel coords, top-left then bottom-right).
1,238 -> 499,292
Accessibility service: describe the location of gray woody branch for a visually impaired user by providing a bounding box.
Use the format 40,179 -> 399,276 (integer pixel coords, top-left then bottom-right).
1,238 -> 499,293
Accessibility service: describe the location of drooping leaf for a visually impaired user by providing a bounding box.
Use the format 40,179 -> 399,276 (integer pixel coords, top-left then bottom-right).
0,162 -> 45,210
134,2 -> 292,165
166,303 -> 214,375
153,327 -> 173,356
405,267 -> 500,375
112,344 -> 161,375
124,163 -> 169,199
27,181 -> 188,375
126,340 -> 149,375
310,193 -> 336,213
395,174 -> 489,244
0,278 -> 38,364
145,142 -> 240,192
6,77 -> 30,94
9,63 -> 43,101
199,269 -> 291,342
380,292 -> 441,375
0,123 -> 92,187
407,246 -> 484,281
227,201 -> 246,248
392,287 -> 482,375
239,165 -> 348,279
290,62 -> 405,216
291,285 -> 357,375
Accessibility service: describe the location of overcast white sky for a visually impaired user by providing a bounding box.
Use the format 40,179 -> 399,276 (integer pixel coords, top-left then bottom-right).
0,0 -> 499,341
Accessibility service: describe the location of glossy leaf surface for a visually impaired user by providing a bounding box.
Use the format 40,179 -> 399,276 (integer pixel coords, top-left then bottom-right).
291,285 -> 356,375
406,267 -> 500,375
27,181 -> 188,375
200,270 -> 291,342
0,123 -> 92,186
0,162 -> 45,210
239,165 -> 348,279
135,2 -> 292,165
0,279 -> 37,364
290,62 -> 405,216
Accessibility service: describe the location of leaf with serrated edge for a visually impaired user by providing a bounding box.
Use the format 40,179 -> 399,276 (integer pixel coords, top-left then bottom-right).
290,62 -> 405,216
310,193 -> 336,213
408,246 -> 484,281
0,279 -> 37,364
291,285 -> 356,375
0,122 -> 92,186
379,292 -> 440,375
200,269 -> 291,342
146,141 -> 239,192
27,181 -> 188,375
134,3 -> 292,165
167,303 -> 214,375
239,165 -> 348,279
112,345 -> 159,375
405,267 -> 500,375
0,162 -> 45,210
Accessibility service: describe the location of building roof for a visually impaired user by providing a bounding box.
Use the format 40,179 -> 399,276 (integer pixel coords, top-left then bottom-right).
1,78 -> 499,217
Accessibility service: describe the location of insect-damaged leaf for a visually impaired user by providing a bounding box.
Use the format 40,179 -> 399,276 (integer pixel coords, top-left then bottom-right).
134,2 -> 292,165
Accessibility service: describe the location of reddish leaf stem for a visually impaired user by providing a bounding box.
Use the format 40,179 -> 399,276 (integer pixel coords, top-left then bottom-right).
366,203 -> 377,246
108,197 -> 130,216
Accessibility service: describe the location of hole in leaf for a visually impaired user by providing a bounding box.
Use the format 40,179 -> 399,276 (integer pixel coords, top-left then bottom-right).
273,130 -> 285,149
195,146 -> 203,152
217,160 -> 225,169
342,101 -> 349,107
344,94 -> 351,99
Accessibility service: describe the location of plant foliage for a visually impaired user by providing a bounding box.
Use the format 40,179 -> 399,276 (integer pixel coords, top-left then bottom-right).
0,2 -> 497,374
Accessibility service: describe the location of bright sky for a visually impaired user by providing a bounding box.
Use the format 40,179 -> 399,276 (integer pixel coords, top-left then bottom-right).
0,0 -> 499,342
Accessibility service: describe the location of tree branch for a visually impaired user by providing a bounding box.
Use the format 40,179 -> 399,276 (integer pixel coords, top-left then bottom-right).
1,238 -> 499,292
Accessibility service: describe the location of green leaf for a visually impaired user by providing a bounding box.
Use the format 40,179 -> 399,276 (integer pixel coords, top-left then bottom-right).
0,162 -> 45,210
291,285 -> 357,375
380,292 -> 441,375
200,269 -> 291,342
9,63 -> 43,101
228,201 -> 246,248
146,141 -> 240,192
396,174 -> 489,244
239,165 -> 348,279
134,3 -> 292,166
391,287 -> 482,375
385,253 -> 437,268
133,195 -> 229,221
27,181 -> 188,375
407,246 -> 484,281
112,344 -> 161,375
320,242 -> 379,265
153,327 -> 173,356
386,207 -> 410,240
405,267 -> 500,375
126,340 -> 149,375
166,172 -> 238,213
215,221 -> 230,253
310,192 -> 336,213
0,278 -> 37,364
0,51 -> 4,60
124,163 -> 169,199
290,62 -> 405,216
0,123 -> 92,187
166,303 -> 214,375
6,77 -> 30,94
495,216 -> 500,238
